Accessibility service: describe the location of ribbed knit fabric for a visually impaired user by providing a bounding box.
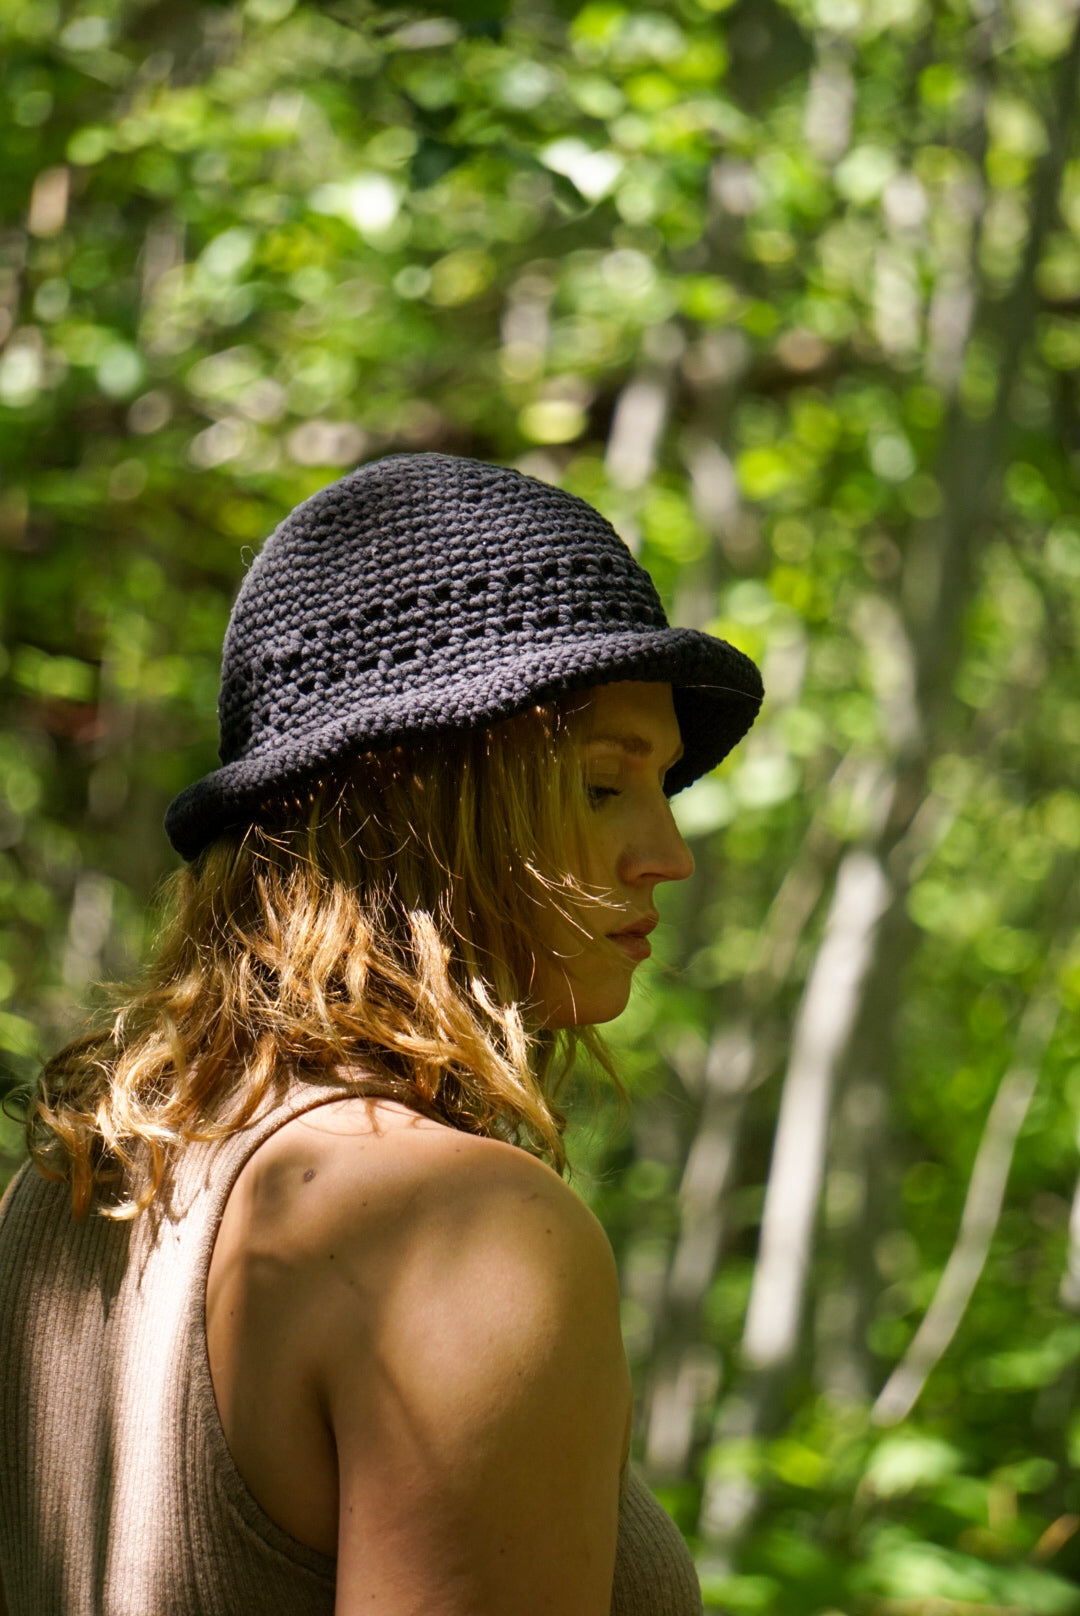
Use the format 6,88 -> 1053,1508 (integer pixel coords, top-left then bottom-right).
612,1467 -> 704,1616
0,1086 -> 703,1615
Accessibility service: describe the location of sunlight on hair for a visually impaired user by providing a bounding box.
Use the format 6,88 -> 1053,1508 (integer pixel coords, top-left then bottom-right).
29,702 -> 625,1218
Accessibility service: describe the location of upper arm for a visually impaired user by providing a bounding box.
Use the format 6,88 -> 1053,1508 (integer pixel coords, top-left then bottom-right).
318,1142 -> 632,1616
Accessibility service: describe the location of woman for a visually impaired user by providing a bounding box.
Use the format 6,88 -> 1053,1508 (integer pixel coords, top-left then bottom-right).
0,453 -> 763,1614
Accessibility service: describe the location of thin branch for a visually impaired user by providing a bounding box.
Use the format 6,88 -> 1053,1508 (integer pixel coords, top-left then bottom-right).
872,990 -> 1060,1426
741,848 -> 893,1372
1061,1168 -> 1080,1315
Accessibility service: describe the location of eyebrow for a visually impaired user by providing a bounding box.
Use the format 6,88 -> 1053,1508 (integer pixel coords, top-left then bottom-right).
585,731 -> 685,767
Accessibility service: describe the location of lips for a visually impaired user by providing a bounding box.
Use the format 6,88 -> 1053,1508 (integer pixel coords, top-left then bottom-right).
606,914 -> 658,961
607,914 -> 658,940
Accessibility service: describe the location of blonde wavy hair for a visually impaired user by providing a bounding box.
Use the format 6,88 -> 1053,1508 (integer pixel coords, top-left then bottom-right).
29,700 -> 621,1219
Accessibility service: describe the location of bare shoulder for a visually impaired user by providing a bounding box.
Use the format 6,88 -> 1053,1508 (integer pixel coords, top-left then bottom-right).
209,1094 -> 629,1577
236,1094 -> 614,1277
211,1095 -> 632,1610
269,1098 -> 631,1615
220,1097 -> 624,1409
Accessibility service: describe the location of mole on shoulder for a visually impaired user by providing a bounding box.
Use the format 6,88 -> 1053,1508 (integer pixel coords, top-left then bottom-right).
303,1168 -> 316,1183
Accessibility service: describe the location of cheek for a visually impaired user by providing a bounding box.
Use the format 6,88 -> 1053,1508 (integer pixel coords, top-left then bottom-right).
577,819 -> 619,887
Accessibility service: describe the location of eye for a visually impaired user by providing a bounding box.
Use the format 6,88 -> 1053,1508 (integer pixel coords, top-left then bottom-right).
586,785 -> 621,805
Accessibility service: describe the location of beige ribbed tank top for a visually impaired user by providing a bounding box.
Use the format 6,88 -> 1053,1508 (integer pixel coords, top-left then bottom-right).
0,1085 -> 703,1615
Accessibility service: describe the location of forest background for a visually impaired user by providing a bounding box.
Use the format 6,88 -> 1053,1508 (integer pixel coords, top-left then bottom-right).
2,0 -> 1080,1610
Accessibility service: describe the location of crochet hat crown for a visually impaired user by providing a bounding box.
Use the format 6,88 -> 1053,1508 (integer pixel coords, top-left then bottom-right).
165,452 -> 763,859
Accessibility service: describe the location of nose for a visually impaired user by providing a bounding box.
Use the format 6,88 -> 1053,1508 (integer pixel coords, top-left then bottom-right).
619,797 -> 695,888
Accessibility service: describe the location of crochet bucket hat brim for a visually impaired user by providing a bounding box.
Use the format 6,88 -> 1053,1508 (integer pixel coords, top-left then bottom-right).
165,454 -> 764,860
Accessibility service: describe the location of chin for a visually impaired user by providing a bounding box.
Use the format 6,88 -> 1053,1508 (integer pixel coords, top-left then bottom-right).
541,980 -> 635,1029
530,941 -> 640,1029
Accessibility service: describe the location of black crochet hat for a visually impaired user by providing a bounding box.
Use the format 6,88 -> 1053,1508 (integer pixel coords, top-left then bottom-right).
165,452 -> 764,860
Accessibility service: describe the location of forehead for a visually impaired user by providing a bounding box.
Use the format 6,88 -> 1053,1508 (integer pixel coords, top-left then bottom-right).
575,681 -> 681,744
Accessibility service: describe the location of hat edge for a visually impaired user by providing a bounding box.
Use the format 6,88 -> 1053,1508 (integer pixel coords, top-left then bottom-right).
165,627 -> 763,859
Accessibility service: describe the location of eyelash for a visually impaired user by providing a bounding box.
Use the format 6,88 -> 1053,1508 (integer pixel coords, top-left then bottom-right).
586,785 -> 622,805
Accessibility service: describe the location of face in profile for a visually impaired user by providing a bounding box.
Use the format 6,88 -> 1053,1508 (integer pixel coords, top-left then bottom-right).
530,681 -> 695,1029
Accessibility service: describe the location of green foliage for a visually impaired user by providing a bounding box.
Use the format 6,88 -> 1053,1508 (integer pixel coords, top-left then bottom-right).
3,0 -> 1080,1607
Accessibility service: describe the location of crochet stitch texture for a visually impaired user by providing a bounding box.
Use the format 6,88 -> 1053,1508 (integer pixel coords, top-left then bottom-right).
165,452 -> 764,859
